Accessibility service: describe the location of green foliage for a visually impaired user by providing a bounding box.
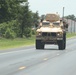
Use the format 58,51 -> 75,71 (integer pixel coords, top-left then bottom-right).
24,28 -> 32,37
18,5 -> 33,37
32,30 -> 36,35
0,22 -> 8,36
41,15 -> 45,22
0,0 -> 39,38
0,20 -> 17,38
4,28 -> 16,39
0,0 -> 27,23
32,11 -> 40,28
65,14 -> 76,21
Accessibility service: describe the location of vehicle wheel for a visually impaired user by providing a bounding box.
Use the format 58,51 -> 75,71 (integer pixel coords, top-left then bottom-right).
58,40 -> 64,50
41,44 -> 44,49
63,33 -> 66,49
36,40 -> 44,49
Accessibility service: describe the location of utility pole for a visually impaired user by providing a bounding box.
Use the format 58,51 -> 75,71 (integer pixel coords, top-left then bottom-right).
62,7 -> 65,21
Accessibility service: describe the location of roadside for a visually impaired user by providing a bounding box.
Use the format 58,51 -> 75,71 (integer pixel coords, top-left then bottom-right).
0,33 -> 76,52
66,33 -> 76,38
0,45 -> 34,53
0,35 -> 35,50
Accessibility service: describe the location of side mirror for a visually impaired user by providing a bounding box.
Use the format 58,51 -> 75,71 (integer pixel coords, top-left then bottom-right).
61,26 -> 64,29
65,24 -> 68,28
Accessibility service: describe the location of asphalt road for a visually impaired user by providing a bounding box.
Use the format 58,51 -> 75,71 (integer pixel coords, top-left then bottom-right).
0,37 -> 76,75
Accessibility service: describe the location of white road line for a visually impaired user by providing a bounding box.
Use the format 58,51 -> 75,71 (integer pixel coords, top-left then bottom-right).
0,48 -> 34,55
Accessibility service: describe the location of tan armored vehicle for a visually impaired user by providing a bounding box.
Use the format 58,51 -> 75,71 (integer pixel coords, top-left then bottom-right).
36,13 -> 67,50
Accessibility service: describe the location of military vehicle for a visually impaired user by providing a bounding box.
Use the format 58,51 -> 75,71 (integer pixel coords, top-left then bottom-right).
36,13 -> 68,50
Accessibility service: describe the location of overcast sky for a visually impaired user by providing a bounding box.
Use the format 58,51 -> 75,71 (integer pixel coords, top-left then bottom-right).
28,0 -> 76,17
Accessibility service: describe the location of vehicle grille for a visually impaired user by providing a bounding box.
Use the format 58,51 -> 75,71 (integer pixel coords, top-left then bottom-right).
42,32 -> 56,37
51,33 -> 56,37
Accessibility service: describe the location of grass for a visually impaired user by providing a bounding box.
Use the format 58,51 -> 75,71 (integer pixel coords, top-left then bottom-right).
0,33 -> 76,50
66,33 -> 76,38
0,36 -> 35,50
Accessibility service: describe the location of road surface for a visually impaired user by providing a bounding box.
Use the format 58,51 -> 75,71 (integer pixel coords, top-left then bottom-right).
0,37 -> 76,75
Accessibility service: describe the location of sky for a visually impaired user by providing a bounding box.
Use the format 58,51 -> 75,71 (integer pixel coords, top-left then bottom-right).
28,0 -> 76,17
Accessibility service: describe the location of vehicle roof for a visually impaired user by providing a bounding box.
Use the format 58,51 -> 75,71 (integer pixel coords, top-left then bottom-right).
45,13 -> 60,22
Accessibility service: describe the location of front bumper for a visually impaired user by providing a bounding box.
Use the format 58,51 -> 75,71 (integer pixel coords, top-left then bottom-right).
36,36 -> 63,44
36,36 -> 63,40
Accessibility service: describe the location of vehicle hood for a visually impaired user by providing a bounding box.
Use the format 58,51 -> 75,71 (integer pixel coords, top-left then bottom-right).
37,27 -> 63,32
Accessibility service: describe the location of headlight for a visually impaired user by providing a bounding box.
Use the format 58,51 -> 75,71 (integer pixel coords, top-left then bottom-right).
36,32 -> 42,36
57,32 -> 62,36
38,32 -> 42,35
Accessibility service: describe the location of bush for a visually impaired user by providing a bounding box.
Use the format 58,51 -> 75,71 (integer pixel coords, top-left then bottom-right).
32,30 -> 36,35
24,28 -> 32,38
0,20 -> 19,38
4,28 -> 16,39
0,22 -> 8,36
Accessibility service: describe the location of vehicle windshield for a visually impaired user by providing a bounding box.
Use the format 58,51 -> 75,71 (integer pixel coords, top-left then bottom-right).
53,22 -> 60,26
42,22 -> 50,25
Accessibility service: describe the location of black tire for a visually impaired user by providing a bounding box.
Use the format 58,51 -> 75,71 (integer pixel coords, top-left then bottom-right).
36,40 -> 44,49
58,40 -> 64,50
41,44 -> 44,49
63,33 -> 66,49
58,33 -> 66,50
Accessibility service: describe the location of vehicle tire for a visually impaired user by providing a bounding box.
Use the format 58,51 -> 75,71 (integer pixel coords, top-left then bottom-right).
63,33 -> 66,49
36,40 -> 44,49
58,40 -> 64,50
41,44 -> 44,49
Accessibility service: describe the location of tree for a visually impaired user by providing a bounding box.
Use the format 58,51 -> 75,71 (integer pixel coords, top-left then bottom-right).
65,14 -> 76,20
18,0 -> 33,37
32,11 -> 40,28
0,0 -> 39,38
41,14 -> 45,22
0,0 -> 27,23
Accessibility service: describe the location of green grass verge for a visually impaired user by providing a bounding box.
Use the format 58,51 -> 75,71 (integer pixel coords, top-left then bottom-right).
66,33 -> 76,38
0,33 -> 76,50
0,36 -> 35,50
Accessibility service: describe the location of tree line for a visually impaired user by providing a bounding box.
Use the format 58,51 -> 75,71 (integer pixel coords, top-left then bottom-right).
65,15 -> 76,21
0,0 -> 39,39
